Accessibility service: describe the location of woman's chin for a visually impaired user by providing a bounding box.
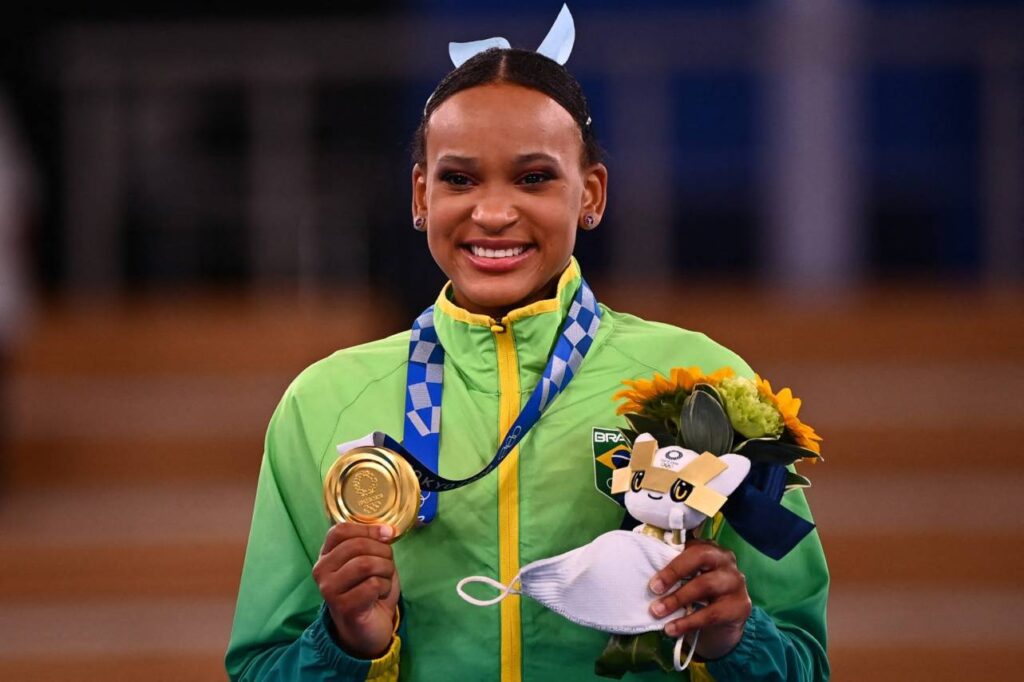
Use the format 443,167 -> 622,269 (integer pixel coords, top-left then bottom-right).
449,253 -> 564,318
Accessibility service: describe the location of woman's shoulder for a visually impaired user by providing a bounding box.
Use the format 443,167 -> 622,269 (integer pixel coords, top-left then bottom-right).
599,306 -> 754,378
600,306 -> 706,342
280,330 -> 410,409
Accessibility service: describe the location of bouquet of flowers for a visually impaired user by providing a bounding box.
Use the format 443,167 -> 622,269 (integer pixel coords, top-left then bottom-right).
592,367 -> 823,678
614,366 -> 822,495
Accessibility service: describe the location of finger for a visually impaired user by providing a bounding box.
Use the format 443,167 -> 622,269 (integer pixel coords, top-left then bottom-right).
314,545 -> 394,597
331,575 -> 396,619
650,568 -> 745,619
315,536 -> 394,577
383,565 -> 402,610
321,555 -> 396,598
321,523 -> 394,556
664,596 -> 751,638
649,543 -> 736,596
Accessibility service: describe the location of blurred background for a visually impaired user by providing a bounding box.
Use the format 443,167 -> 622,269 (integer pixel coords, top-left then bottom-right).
0,1 -> 1021,680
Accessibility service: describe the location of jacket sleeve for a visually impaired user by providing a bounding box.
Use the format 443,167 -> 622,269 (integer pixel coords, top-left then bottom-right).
225,388 -> 403,681
703,488 -> 830,681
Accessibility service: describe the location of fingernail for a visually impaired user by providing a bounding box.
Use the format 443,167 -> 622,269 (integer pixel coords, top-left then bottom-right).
378,525 -> 394,541
651,601 -> 666,617
650,579 -> 665,595
665,623 -> 679,637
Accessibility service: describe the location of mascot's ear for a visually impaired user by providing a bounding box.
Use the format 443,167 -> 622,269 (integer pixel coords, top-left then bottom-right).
611,432 -> 658,494
610,467 -> 630,495
630,433 -> 657,469
706,454 -> 752,498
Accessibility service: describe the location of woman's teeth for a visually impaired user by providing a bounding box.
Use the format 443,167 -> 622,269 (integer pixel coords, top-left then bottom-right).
469,245 -> 527,259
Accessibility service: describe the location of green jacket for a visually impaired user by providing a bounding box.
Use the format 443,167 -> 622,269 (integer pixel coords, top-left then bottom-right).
226,261 -> 829,681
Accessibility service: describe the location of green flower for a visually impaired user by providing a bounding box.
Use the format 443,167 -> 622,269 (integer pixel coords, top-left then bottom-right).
718,376 -> 784,440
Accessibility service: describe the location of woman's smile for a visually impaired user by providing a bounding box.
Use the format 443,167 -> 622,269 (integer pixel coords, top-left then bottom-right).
462,239 -> 535,272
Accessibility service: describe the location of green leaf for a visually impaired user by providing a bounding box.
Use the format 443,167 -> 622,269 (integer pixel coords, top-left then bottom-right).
623,413 -> 673,445
784,471 -> 812,492
624,412 -> 662,434
595,632 -> 676,677
693,382 -> 724,406
736,437 -> 821,466
679,390 -> 734,455
779,431 -> 826,462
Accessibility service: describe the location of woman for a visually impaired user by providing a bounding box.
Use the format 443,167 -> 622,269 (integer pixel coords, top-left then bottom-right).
226,42 -> 829,682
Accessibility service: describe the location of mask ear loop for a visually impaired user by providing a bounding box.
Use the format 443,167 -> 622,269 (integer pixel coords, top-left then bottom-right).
456,574 -> 522,606
462,568 -> 700,669
673,630 -> 700,671
672,594 -> 704,671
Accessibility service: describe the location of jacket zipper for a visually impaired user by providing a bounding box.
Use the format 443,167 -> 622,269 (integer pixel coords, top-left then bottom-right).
492,319 -> 522,682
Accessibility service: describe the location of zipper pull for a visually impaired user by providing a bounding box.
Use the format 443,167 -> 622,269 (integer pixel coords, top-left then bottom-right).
490,323 -> 505,333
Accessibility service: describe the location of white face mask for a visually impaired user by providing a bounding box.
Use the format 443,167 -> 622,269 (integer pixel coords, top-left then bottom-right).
457,530 -> 699,671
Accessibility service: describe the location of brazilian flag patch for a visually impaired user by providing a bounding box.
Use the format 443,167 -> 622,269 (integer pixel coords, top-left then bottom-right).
592,427 -> 631,502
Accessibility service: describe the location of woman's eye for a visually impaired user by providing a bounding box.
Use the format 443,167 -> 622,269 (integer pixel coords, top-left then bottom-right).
520,172 -> 551,185
441,172 -> 472,187
630,471 -> 645,493
670,479 -> 693,503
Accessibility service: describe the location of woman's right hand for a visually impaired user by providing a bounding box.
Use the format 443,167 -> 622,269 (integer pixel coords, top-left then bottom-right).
313,523 -> 400,659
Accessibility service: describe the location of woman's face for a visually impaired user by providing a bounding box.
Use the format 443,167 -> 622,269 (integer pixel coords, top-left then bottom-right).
413,82 -> 607,319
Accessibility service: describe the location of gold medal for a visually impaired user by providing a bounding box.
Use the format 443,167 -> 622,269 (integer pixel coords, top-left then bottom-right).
323,446 -> 422,539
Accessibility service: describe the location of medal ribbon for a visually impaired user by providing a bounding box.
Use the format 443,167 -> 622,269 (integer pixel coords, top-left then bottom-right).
398,278 -> 601,523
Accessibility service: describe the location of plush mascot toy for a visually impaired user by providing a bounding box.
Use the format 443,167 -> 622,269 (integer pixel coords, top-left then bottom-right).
456,432 -> 751,677
594,433 -> 750,678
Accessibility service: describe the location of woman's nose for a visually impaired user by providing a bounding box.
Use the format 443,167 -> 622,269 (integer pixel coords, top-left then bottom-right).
471,194 -> 518,232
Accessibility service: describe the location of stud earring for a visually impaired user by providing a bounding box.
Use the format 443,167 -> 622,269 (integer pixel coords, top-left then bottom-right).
581,214 -> 598,230
413,216 -> 426,231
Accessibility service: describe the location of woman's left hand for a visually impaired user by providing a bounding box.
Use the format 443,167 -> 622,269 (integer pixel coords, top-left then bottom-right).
647,538 -> 752,661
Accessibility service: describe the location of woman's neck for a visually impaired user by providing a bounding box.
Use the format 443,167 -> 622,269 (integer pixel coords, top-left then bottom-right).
451,273 -> 562,321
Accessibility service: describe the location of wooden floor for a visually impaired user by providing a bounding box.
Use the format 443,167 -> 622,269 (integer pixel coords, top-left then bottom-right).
1,284 -> 1021,681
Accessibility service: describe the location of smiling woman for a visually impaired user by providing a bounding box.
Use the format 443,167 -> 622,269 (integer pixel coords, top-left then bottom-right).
413,78 -> 607,319
226,11 -> 829,682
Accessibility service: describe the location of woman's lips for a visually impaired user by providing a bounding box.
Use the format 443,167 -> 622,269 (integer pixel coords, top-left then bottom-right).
461,244 -> 535,273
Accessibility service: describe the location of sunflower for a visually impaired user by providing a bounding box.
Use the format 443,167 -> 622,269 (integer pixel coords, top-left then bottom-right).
755,375 -> 823,458
613,371 -> 680,415
613,366 -> 736,416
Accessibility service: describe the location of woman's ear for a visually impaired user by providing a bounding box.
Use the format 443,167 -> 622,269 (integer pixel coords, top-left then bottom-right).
580,162 -> 608,226
411,163 -> 428,219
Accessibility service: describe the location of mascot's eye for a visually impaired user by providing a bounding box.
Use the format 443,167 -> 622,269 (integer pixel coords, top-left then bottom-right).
630,471 -> 645,493
670,479 -> 693,502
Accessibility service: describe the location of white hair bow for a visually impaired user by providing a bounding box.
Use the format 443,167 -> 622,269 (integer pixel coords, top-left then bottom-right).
448,4 -> 576,68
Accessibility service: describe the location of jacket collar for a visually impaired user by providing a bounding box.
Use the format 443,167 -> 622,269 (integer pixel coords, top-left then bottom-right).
432,258 -> 583,394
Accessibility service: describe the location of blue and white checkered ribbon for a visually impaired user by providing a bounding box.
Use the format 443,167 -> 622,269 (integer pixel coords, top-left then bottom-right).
399,278 -> 601,523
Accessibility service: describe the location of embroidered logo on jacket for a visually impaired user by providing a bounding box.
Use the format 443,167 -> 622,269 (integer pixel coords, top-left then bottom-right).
592,427 -> 630,502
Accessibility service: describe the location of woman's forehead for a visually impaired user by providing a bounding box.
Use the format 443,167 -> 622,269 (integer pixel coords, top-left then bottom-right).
425,83 -> 581,163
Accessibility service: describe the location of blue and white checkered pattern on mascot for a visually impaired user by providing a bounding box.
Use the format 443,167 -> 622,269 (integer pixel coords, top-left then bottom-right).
403,278 -> 602,523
